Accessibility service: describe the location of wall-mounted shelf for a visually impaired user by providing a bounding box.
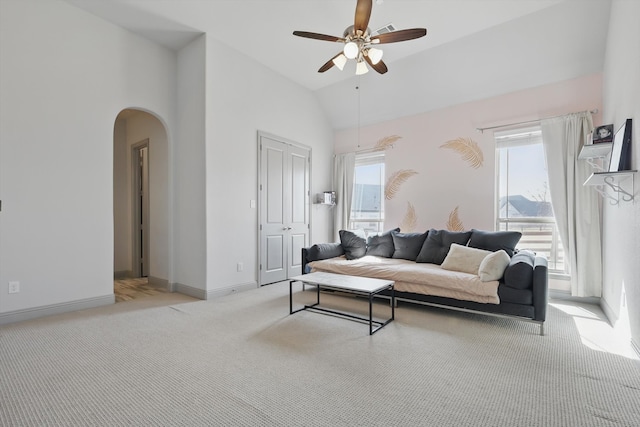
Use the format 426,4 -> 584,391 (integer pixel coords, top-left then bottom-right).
578,142 -> 612,170
314,191 -> 335,206
584,170 -> 636,205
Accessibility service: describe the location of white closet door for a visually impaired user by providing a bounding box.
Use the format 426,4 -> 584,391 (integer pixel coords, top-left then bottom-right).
259,134 -> 310,285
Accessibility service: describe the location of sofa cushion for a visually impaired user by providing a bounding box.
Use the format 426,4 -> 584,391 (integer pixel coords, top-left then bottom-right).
366,228 -> 400,258
339,229 -> 367,260
468,229 -> 522,257
503,250 -> 536,290
441,243 -> 491,275
307,242 -> 344,261
478,250 -> 510,282
416,229 -> 472,264
391,231 -> 428,261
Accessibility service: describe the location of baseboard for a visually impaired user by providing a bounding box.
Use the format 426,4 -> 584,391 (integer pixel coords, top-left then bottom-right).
173,282 -> 207,299
631,339 -> 640,358
599,296 -> 618,326
148,276 -> 170,291
548,289 -> 600,305
0,294 -> 115,326
173,281 -> 258,300
206,281 -> 258,299
114,270 -> 134,279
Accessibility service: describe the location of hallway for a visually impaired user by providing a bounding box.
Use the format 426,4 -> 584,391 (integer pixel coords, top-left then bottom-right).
113,278 -> 167,302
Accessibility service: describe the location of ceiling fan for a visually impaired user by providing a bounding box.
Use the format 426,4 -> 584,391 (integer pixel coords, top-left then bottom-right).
293,0 -> 427,75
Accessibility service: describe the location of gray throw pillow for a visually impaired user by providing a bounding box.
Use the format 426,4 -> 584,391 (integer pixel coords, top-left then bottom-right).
307,243 -> 344,261
416,229 -> 472,264
339,229 -> 367,260
366,228 -> 400,257
468,229 -> 522,257
391,231 -> 428,261
503,250 -> 535,289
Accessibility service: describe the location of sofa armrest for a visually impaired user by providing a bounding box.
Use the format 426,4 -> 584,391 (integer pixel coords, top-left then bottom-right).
532,255 -> 548,322
301,243 -> 344,275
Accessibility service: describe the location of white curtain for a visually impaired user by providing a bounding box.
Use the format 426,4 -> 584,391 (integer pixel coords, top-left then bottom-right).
333,152 -> 355,241
541,112 -> 602,297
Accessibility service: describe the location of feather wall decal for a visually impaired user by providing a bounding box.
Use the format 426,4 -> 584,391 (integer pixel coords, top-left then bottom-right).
399,202 -> 417,232
385,169 -> 418,200
440,137 -> 484,169
446,206 -> 465,232
373,135 -> 402,152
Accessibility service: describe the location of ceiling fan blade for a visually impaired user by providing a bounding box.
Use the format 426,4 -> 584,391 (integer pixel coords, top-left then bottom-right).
354,0 -> 373,34
293,31 -> 344,43
371,28 -> 427,44
364,55 -> 388,74
318,53 -> 343,73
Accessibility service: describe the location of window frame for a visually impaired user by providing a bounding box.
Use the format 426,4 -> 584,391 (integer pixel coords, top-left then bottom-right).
349,152 -> 385,234
494,126 -> 569,277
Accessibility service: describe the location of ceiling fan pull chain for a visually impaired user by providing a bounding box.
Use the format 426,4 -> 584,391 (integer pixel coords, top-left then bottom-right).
357,84 -> 361,148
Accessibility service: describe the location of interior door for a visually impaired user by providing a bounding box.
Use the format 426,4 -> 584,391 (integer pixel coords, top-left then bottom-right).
259,133 -> 310,285
133,142 -> 150,278
287,144 -> 310,279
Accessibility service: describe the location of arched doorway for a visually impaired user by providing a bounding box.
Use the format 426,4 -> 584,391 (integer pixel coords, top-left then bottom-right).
113,109 -> 169,302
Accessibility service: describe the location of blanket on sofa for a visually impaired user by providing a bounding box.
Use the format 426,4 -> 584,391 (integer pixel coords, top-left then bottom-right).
309,255 -> 500,304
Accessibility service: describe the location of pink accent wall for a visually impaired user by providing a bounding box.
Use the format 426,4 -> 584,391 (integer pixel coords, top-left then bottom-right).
335,73 -> 603,232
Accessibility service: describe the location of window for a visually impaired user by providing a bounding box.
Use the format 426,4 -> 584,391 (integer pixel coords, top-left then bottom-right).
495,126 -> 567,275
349,152 -> 385,234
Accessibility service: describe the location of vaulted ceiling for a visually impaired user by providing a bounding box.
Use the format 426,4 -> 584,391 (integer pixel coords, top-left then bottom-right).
65,0 -> 612,129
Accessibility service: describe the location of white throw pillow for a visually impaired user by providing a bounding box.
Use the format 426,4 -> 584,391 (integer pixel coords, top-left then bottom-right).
478,250 -> 511,282
440,243 -> 491,275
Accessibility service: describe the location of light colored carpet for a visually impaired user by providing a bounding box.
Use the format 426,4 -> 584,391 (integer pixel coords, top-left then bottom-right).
1,283 -> 639,426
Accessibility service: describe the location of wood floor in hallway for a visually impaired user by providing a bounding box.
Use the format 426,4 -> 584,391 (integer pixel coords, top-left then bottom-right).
113,277 -> 167,302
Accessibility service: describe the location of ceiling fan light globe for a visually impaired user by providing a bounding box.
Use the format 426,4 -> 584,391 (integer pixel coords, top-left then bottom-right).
332,54 -> 348,71
343,41 -> 359,59
355,61 -> 369,75
368,48 -> 383,65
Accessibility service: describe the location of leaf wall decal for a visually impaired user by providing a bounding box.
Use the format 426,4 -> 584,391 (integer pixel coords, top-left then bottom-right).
440,137 -> 484,169
446,206 -> 465,232
373,135 -> 402,152
399,202 -> 417,232
385,169 -> 418,200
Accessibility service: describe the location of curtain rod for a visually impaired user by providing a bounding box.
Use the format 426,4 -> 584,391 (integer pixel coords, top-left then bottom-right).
476,109 -> 598,134
333,146 -> 390,157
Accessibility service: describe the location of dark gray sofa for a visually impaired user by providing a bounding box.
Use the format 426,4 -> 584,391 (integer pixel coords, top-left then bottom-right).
300,228 -> 548,335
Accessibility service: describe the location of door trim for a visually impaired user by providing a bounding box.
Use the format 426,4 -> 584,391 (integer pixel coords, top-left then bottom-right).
132,139 -> 150,278
257,131 -> 312,286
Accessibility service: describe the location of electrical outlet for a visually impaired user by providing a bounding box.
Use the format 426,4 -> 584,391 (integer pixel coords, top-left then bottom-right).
237,262 -> 244,272
8,281 -> 20,294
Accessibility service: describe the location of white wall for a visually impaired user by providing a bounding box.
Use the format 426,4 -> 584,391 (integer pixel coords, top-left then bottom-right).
204,36 -> 334,295
335,74 -> 603,233
0,0 -> 334,321
0,0 -> 176,317
113,119 -> 130,274
173,35 -> 207,293
601,0 -> 640,349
